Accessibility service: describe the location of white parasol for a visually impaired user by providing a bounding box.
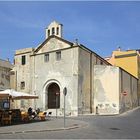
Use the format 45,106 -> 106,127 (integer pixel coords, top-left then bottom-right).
0,89 -> 38,99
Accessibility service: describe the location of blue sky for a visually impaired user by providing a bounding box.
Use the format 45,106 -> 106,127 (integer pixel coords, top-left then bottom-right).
0,1 -> 140,62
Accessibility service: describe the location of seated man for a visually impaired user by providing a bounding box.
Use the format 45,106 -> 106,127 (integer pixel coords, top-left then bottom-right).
28,107 -> 36,119
28,107 -> 33,116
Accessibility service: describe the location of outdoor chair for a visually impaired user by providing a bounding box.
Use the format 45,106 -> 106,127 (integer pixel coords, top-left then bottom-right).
1,111 -> 12,125
48,112 -> 52,117
21,111 -> 29,123
45,112 -> 52,120
38,112 -> 46,121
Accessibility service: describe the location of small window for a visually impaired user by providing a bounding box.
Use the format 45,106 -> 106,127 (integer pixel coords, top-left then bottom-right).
100,61 -> 103,65
44,53 -> 49,62
21,55 -> 26,65
21,81 -> 25,90
13,59 -> 15,65
52,27 -> 55,35
48,29 -> 50,36
56,27 -> 59,35
56,51 -> 61,61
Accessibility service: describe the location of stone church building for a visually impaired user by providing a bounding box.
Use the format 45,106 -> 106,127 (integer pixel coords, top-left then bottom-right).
11,21 -> 138,116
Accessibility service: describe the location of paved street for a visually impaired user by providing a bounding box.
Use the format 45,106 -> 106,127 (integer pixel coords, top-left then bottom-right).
0,107 -> 140,139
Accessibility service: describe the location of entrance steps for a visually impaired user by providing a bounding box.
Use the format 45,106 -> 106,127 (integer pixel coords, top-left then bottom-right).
45,109 -> 61,117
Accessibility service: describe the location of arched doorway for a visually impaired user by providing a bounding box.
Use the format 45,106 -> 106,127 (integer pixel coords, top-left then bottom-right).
48,83 -> 60,109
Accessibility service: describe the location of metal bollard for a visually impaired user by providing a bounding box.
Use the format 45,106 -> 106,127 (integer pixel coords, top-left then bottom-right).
96,106 -> 99,115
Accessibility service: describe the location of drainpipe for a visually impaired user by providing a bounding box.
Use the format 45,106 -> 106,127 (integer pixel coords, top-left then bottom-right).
130,75 -> 133,108
15,70 -> 17,91
137,55 -> 140,106
33,53 -> 36,109
90,52 -> 92,113
137,79 -> 139,106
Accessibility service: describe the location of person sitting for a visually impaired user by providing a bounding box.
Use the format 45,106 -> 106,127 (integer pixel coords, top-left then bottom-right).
36,108 -> 40,115
28,107 -> 33,116
27,107 -> 35,118
32,109 -> 37,119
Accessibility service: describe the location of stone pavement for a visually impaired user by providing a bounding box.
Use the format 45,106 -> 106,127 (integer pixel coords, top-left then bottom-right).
0,117 -> 87,134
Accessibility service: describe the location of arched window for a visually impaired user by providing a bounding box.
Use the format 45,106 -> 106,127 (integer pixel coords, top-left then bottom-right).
52,27 -> 55,35
56,27 -> 59,35
48,29 -> 50,36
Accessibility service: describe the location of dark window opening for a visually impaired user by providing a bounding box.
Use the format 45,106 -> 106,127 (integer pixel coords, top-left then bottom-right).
44,53 -> 49,62
52,27 -> 55,35
21,55 -> 26,65
48,29 -> 50,36
56,51 -> 61,61
56,27 -> 59,35
21,81 -> 25,90
100,61 -> 103,65
13,59 -> 15,65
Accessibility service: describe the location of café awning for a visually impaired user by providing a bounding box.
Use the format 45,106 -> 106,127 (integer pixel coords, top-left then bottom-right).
0,89 -> 38,99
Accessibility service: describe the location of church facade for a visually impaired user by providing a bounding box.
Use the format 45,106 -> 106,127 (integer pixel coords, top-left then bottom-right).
11,21 -> 138,116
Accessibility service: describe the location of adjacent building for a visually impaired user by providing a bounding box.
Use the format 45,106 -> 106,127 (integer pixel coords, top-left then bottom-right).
94,65 -> 138,115
11,21 -> 139,116
0,59 -> 13,91
0,58 -> 13,109
106,48 -> 140,104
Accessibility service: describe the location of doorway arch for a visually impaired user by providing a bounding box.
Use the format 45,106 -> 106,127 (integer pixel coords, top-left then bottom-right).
47,83 -> 60,109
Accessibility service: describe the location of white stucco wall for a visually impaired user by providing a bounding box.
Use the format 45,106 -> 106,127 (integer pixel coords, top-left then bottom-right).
94,65 -> 138,115
94,65 -> 120,115
32,46 -> 79,116
78,47 -> 109,114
